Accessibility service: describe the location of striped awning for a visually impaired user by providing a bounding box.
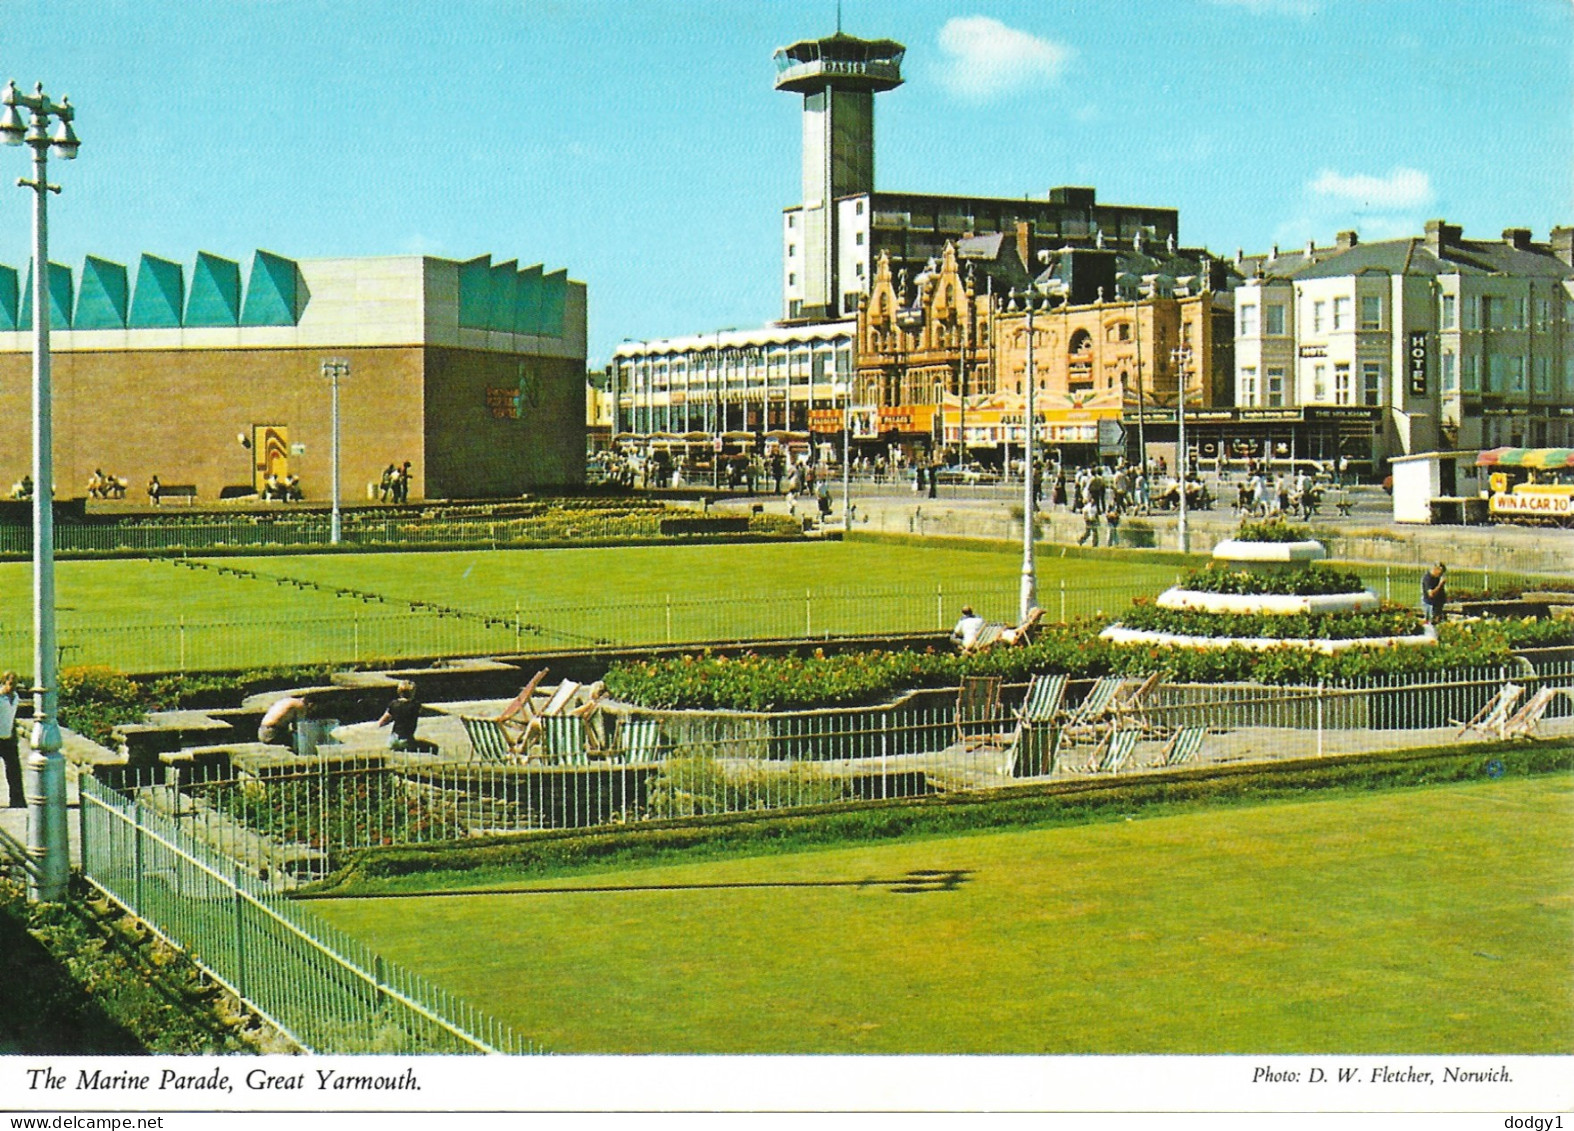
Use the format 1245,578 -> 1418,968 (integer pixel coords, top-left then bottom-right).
1476,447 -> 1574,469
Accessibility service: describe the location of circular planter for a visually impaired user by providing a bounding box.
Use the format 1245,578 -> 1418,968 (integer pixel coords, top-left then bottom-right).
1155,587 -> 1380,616
1098,623 -> 1437,654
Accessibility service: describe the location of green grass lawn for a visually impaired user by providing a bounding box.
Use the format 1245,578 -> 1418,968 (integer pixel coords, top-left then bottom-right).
309,773 -> 1574,1054
0,540 -> 1181,672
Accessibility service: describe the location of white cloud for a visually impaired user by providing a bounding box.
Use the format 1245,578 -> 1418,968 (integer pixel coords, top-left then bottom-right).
1271,165 -> 1437,246
935,16 -> 1074,103
1205,0 -> 1320,16
1309,166 -> 1436,210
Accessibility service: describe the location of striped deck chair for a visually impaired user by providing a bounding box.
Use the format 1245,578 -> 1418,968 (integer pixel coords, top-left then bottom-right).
1061,676 -> 1124,743
461,716 -> 515,763
540,714 -> 592,765
1455,683 -> 1523,739
1159,725 -> 1207,767
956,675 -> 1003,751
1090,727 -> 1139,774
1113,671 -> 1163,727
616,716 -> 666,764
1502,686 -> 1570,739
1001,673 -> 1068,776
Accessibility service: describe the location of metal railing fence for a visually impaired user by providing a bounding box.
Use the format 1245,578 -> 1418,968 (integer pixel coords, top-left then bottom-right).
77,774 -> 540,1055
103,661 -> 1574,888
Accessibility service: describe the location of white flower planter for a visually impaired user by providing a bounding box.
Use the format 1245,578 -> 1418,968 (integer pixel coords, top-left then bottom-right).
1155,587 -> 1379,616
1212,538 -> 1327,565
1099,623 -> 1438,654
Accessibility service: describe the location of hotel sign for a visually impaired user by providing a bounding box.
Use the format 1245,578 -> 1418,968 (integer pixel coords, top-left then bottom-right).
1407,330 -> 1428,396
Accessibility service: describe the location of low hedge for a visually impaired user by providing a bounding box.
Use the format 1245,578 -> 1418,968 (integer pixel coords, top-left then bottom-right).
304,740 -> 1574,894
1233,519 -> 1316,543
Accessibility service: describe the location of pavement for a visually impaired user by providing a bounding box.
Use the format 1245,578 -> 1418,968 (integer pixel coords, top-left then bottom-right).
714,476 -> 1573,578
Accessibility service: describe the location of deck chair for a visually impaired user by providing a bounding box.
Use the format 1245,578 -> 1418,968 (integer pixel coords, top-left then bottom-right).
495,668 -> 551,748
616,716 -> 666,764
1502,686 -> 1571,739
1061,676 -> 1125,743
540,714 -> 594,765
1159,725 -> 1207,767
1089,727 -> 1139,774
956,675 -> 1003,751
1455,683 -> 1523,739
1001,673 -> 1068,776
461,716 -> 515,763
1112,671 -> 1164,734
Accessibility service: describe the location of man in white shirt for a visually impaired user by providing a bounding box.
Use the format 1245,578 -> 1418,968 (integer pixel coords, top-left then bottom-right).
0,671 -> 22,808
950,606 -> 986,651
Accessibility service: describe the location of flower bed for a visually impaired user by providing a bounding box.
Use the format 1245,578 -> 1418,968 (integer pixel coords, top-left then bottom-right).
1113,605 -> 1424,641
1177,564 -> 1369,597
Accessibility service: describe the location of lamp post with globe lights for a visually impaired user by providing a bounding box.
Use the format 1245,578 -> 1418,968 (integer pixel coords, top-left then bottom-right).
1,79 -> 80,903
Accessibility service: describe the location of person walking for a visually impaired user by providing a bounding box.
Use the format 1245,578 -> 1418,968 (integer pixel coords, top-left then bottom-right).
1421,563 -> 1448,625
1078,498 -> 1100,546
0,671 -> 22,808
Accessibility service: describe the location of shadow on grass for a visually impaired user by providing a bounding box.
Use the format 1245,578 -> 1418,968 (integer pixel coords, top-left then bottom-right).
300,867 -> 973,901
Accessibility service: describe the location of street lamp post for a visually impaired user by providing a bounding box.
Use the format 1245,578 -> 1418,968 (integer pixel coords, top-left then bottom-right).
2,79 -> 80,903
1171,342 -> 1193,554
1020,292 -> 1038,620
321,358 -> 348,544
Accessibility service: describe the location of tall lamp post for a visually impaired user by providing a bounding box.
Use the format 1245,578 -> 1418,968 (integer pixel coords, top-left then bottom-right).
321,358 -> 348,544
1020,291 -> 1038,620
2,79 -> 80,903
1171,342 -> 1193,554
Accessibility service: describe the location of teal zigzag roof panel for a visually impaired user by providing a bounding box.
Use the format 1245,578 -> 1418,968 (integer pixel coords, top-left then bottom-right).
0,265 -> 17,332
514,264 -> 543,335
488,260 -> 518,333
18,261 -> 75,330
75,256 -> 130,330
457,255 -> 493,330
539,268 -> 568,338
241,249 -> 305,326
185,251 -> 241,327
129,254 -> 185,328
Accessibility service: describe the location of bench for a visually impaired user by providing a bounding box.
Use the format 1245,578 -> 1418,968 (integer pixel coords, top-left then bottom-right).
155,484 -> 198,505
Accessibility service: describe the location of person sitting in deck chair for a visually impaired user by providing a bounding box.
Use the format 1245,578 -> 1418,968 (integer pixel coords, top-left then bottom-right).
952,605 -> 1044,654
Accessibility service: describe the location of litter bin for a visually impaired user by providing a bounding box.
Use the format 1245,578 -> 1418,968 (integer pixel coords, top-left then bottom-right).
295,718 -> 341,758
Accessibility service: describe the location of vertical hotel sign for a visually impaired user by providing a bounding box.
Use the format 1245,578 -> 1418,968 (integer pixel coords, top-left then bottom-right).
1407,330 -> 1429,396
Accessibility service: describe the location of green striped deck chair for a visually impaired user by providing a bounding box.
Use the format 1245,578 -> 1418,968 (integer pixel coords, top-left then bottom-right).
617,716 -> 665,764
1092,727 -> 1139,774
541,714 -> 591,765
1019,673 -> 1069,725
1160,725 -> 1206,767
461,716 -> 514,763
1002,673 -> 1068,777
1067,676 -> 1123,726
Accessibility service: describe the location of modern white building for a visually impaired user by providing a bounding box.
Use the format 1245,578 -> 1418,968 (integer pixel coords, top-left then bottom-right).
1233,222 -> 1574,467
610,321 -> 855,442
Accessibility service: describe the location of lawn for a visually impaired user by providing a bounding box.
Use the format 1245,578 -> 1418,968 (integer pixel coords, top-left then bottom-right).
309,773 -> 1574,1054
0,540 -> 1180,672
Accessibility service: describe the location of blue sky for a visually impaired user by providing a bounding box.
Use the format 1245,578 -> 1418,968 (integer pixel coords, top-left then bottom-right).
1,0 -> 1569,366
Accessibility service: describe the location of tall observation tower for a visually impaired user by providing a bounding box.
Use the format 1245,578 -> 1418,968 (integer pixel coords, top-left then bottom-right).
775,31 -> 904,321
